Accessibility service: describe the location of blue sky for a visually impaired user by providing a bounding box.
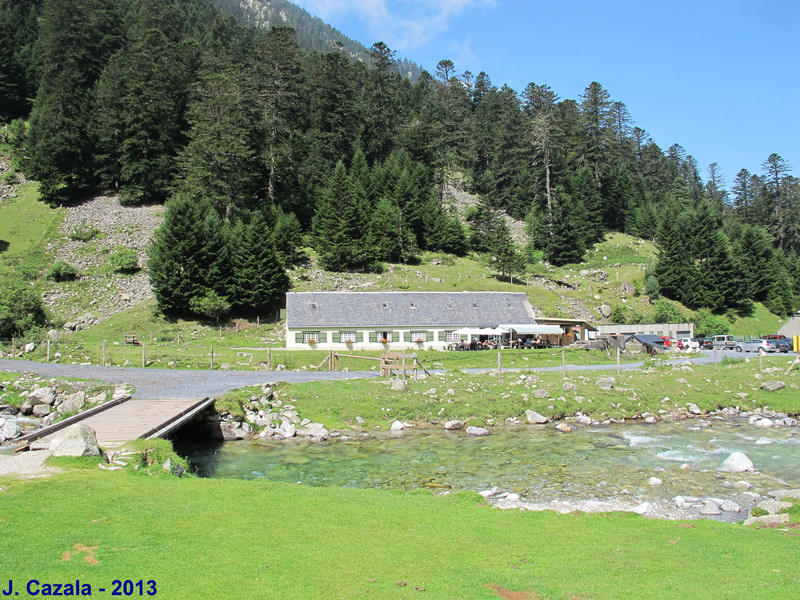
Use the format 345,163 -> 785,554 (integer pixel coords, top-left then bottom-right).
293,0 -> 798,188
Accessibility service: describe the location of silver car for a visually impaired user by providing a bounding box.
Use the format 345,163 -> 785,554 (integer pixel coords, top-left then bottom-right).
734,339 -> 778,353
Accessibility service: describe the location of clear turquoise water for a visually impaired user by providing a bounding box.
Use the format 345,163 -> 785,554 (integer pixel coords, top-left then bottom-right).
178,419 -> 800,502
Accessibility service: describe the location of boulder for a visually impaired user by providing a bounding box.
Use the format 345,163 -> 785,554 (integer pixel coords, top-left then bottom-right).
444,420 -> 465,430
0,419 -> 23,441
555,423 -> 573,433
596,377 -> 615,390
49,424 -> 100,457
162,458 -> 186,477
32,404 -> 51,418
743,514 -> 790,526
562,382 -> 578,392
28,387 -> 56,406
718,452 -> 754,473
647,477 -> 663,486
281,422 -> 297,439
390,420 -> 405,432
524,410 -> 549,424
699,500 -> 721,515
465,426 -> 490,437
753,418 -> 774,429
757,498 -> 792,515
720,500 -> 740,513
760,381 -> 786,392
391,380 -> 407,391
688,403 -> 702,415
57,392 -> 86,414
298,423 -> 330,441
532,389 -> 550,399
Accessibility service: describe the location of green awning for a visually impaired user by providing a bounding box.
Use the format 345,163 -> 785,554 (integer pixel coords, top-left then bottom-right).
499,324 -> 564,335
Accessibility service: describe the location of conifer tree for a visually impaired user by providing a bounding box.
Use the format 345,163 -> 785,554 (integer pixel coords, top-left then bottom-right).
24,0 -> 121,202
147,196 -> 209,315
231,212 -> 289,314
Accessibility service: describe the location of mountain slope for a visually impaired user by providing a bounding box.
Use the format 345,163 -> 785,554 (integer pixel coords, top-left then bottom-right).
210,0 -> 423,79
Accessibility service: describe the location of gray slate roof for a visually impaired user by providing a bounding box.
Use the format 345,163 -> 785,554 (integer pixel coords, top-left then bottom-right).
286,292 -> 537,328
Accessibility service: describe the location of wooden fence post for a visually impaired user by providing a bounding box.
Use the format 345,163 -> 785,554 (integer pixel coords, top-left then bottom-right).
210,345 -> 214,370
328,350 -> 333,371
617,347 -> 621,375
562,350 -> 566,378
267,348 -> 271,371
714,347 -> 718,370
11,337 -> 15,357
46,339 -> 50,362
102,341 -> 106,367
497,349 -> 501,378
141,344 -> 146,368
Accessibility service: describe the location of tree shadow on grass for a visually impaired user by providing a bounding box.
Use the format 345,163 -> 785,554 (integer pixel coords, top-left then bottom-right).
0,240 -> 9,254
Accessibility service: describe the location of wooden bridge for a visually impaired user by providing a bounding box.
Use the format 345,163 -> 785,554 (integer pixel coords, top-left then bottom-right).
18,396 -> 214,448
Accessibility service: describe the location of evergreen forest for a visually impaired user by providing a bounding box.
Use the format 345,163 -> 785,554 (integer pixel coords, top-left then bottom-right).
1,0 -> 799,323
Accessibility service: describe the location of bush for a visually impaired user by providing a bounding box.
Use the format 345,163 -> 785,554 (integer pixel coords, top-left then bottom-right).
69,221 -> 101,242
48,261 -> 78,282
692,308 -> 730,337
110,246 -> 139,273
0,278 -> 49,338
189,289 -> 231,322
651,299 -> 684,323
645,275 -> 660,299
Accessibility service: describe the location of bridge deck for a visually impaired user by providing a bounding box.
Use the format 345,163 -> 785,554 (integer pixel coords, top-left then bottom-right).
38,398 -> 213,445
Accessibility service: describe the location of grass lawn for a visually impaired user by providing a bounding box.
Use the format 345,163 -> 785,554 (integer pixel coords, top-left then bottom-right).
0,469 -> 798,600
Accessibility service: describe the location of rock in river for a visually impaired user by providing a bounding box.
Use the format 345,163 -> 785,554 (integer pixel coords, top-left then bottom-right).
718,452 -> 754,473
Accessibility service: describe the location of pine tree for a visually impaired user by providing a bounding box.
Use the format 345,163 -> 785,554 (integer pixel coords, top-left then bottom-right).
176,61 -> 260,219
253,26 -> 302,205
147,196 -> 209,315
230,212 -> 289,314
117,0 -> 191,205
24,0 -> 121,202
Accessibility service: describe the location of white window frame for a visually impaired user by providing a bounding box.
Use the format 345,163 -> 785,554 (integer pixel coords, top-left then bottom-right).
445,331 -> 461,342
411,331 -> 427,342
340,331 -> 356,343
303,331 -> 320,344
378,331 -> 393,342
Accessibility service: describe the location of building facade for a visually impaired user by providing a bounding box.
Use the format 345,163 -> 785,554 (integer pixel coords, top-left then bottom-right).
285,291 -> 554,351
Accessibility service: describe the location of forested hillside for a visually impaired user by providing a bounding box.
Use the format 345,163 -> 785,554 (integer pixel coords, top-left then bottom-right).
1,0 -> 798,329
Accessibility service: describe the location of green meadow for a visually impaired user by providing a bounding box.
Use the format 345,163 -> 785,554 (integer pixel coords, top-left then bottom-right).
1,469 -> 798,600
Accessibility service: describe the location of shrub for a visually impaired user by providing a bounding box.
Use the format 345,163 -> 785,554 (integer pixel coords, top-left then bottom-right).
189,290 -> 231,322
48,261 -> 78,282
110,246 -> 139,273
69,221 -> 101,242
645,275 -> 660,299
0,278 -> 49,338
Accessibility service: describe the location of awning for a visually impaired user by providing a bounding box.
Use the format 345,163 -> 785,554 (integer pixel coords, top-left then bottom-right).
453,327 -> 508,336
499,324 -> 564,335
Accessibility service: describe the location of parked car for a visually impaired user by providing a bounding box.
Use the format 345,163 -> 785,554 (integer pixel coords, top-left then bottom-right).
762,334 -> 793,353
734,338 -> 778,353
711,335 -> 736,350
695,337 -> 714,350
677,337 -> 699,350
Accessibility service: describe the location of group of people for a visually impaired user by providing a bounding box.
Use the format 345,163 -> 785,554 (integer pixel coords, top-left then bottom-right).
454,338 -> 501,351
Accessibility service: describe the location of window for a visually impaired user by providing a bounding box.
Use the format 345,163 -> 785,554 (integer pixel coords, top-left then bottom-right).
411,331 -> 427,342
303,332 -> 319,344
445,331 -> 460,342
340,332 -> 356,343
378,331 -> 393,342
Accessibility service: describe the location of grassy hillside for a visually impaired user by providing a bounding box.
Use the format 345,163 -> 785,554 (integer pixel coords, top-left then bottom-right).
0,159 -> 788,350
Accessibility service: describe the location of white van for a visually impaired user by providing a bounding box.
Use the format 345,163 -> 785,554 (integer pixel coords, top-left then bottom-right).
711,335 -> 736,349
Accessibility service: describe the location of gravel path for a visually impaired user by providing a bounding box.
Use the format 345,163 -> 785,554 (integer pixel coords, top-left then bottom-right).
0,352 -> 723,399
0,359 -> 380,399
